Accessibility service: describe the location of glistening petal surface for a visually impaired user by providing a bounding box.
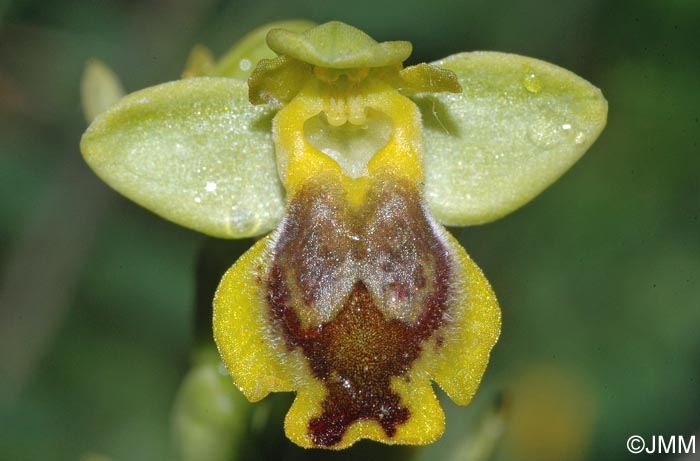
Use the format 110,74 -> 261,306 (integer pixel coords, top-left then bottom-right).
414,52 -> 608,226
80,77 -> 283,238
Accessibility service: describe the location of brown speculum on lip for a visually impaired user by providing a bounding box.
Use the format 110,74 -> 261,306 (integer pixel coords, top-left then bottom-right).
266,175 -> 454,447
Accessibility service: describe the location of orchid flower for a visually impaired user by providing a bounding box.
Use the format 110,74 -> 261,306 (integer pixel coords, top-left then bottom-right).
80,21 -> 607,449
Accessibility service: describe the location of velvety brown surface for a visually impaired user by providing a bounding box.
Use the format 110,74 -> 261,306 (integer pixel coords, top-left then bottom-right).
267,176 -> 454,446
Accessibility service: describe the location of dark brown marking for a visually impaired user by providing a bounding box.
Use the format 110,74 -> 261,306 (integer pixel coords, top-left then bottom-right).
267,176 -> 453,447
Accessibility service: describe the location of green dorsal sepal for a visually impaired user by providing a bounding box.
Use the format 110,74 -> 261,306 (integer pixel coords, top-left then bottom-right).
267,21 -> 411,69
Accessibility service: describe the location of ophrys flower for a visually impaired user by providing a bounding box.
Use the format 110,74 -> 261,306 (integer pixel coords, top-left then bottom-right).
80,21 -> 607,449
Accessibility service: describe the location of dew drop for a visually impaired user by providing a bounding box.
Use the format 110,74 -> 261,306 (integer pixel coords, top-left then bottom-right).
239,58 -> 251,72
523,72 -> 542,94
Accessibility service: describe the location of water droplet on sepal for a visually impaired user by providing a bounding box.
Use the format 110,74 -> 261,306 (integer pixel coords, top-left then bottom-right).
522,72 -> 542,94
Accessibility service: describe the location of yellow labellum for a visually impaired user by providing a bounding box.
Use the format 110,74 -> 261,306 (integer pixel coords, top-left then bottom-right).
215,22 -> 500,449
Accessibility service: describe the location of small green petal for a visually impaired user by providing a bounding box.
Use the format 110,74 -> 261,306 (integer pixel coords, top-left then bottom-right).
398,63 -> 462,93
80,77 -> 284,238
267,21 -> 412,69
80,59 -> 125,123
414,52 -> 607,226
214,20 -> 316,80
248,55 -> 312,105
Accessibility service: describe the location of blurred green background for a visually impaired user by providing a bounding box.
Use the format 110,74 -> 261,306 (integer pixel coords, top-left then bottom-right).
1,0 -> 698,460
